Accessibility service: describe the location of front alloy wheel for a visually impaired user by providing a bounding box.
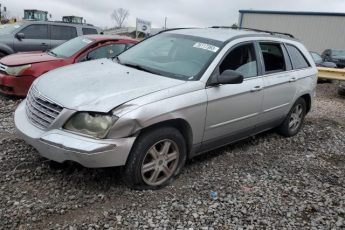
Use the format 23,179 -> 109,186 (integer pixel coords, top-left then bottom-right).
124,126 -> 186,190
141,140 -> 179,186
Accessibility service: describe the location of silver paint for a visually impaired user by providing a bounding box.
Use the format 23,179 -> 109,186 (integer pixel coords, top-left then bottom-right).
14,30 -> 318,168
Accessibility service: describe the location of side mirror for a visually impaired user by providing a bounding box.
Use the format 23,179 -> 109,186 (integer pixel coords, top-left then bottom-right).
214,70 -> 244,85
16,33 -> 25,40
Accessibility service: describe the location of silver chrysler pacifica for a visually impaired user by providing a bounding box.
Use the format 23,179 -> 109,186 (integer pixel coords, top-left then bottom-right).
15,28 -> 317,189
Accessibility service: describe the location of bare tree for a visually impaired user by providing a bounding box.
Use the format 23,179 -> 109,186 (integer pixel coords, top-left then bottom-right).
111,8 -> 129,28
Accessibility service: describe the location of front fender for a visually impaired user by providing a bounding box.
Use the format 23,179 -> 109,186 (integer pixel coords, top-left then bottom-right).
107,89 -> 208,145
0,42 -> 14,55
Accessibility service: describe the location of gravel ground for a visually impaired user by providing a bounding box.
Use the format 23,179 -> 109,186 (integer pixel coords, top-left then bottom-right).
0,83 -> 345,230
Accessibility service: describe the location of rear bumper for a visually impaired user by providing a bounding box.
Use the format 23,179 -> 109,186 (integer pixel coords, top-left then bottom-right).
15,101 -> 136,168
0,73 -> 35,96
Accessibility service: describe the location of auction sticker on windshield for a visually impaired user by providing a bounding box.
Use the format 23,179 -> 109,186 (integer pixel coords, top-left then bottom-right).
193,42 -> 219,52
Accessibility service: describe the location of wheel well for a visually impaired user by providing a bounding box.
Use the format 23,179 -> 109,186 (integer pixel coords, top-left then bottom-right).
301,94 -> 312,113
0,50 -> 8,56
139,119 -> 193,156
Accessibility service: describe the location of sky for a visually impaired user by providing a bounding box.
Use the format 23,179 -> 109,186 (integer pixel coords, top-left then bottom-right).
2,0 -> 345,29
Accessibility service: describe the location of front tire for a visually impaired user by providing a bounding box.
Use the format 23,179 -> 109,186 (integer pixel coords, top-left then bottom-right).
277,98 -> 307,137
124,126 -> 187,190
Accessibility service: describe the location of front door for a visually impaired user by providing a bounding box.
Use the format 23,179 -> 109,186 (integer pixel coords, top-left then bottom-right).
203,42 -> 264,145
13,24 -> 50,52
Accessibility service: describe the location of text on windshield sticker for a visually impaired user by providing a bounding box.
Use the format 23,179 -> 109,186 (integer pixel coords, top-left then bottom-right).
193,42 -> 219,52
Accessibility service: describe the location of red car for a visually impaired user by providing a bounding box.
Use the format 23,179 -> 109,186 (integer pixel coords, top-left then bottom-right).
0,35 -> 137,96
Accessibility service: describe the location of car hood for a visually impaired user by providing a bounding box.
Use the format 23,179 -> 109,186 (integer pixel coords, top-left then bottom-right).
34,59 -> 186,112
0,52 -> 62,66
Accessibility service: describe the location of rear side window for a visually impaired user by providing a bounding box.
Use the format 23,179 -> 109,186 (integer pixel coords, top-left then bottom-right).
286,45 -> 310,69
260,43 -> 286,73
51,25 -> 77,40
219,43 -> 258,78
82,28 -> 98,35
20,24 -> 49,39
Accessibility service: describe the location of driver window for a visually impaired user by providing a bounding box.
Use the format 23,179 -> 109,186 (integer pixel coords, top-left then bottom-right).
19,24 -> 49,39
219,43 -> 258,78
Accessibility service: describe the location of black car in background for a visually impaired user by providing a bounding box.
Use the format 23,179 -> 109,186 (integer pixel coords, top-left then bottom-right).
310,51 -> 337,68
321,49 -> 345,68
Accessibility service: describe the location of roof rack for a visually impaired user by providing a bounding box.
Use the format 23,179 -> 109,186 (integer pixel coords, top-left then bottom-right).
158,27 -> 196,34
52,20 -> 94,26
210,26 -> 294,38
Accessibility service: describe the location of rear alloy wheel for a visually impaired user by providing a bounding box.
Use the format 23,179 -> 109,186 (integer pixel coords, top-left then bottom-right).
277,98 -> 306,137
124,126 -> 186,190
288,104 -> 304,133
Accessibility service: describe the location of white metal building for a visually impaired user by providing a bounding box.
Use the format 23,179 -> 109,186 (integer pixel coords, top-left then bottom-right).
239,10 -> 345,53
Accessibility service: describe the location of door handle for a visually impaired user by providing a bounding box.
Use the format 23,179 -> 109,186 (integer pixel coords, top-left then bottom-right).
251,85 -> 263,92
41,43 -> 48,46
289,77 -> 297,82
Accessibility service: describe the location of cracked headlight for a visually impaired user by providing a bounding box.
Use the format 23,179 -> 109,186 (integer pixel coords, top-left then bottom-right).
64,112 -> 118,139
6,64 -> 31,76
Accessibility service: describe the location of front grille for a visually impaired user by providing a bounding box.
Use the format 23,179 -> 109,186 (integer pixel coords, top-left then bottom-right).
25,87 -> 63,129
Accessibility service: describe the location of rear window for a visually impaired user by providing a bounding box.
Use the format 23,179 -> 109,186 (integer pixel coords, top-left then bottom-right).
51,25 -> 78,40
50,36 -> 94,58
286,45 -> 310,69
82,28 -> 98,35
260,43 -> 286,73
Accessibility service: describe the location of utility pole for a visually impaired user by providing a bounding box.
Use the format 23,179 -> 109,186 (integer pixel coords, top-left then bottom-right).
164,17 -> 167,29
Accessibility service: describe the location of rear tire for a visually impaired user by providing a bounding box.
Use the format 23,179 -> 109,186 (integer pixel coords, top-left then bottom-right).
277,98 -> 306,137
124,126 -> 187,190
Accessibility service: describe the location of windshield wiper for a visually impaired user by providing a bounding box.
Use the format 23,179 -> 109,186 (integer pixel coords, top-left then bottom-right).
121,62 -> 161,75
48,51 -> 57,57
114,56 -> 121,63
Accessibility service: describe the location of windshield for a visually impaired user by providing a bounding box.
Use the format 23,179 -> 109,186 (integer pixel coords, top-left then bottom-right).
332,50 -> 345,57
0,23 -> 24,35
118,33 -> 223,80
49,36 -> 95,58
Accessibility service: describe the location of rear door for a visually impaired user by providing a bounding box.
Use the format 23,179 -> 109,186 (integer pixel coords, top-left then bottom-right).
13,24 -> 50,52
50,25 -> 78,49
203,42 -> 264,144
256,41 -> 297,130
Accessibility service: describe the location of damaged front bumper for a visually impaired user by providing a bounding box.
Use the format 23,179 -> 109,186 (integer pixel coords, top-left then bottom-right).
14,101 -> 136,168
